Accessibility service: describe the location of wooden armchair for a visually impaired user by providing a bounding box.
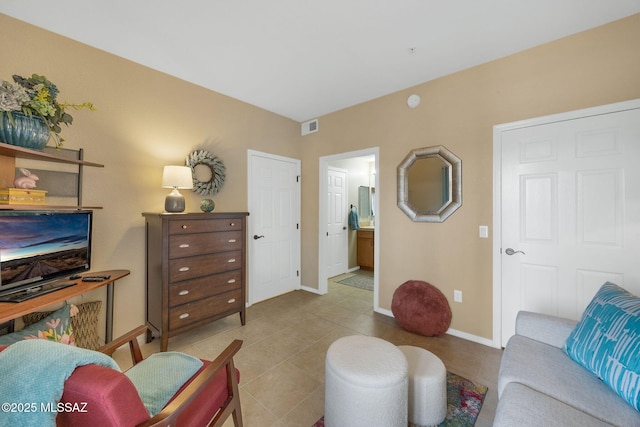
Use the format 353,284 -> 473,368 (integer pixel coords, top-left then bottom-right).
58,325 -> 243,427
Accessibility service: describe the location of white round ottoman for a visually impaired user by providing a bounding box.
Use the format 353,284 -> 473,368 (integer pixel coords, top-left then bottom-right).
325,335 -> 408,427
398,345 -> 447,427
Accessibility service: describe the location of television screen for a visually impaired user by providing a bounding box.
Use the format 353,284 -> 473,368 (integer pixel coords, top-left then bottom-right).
0,210 -> 92,293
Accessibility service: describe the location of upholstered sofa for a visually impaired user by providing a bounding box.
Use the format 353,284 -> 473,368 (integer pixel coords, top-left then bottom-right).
495,294 -> 640,427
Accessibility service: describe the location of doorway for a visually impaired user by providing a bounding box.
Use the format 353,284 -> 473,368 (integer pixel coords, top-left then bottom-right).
492,99 -> 640,347
319,147 -> 380,310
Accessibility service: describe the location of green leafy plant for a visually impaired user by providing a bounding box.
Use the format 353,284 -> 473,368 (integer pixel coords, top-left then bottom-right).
0,74 -> 94,147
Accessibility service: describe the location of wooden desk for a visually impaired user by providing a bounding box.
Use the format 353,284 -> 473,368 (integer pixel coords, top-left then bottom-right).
0,269 -> 130,343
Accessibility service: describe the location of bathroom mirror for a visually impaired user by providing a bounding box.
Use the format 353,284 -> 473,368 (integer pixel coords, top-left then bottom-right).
397,145 -> 461,222
358,186 -> 373,217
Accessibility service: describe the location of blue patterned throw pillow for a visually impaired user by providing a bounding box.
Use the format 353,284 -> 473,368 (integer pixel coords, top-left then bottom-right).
564,282 -> 640,411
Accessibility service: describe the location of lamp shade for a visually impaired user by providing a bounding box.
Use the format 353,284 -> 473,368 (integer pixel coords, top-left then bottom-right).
162,165 -> 193,189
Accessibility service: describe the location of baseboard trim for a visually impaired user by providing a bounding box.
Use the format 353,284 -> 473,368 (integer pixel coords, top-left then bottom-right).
446,328 -> 498,348
375,307 -> 497,348
301,284 -> 325,295
375,307 -> 393,317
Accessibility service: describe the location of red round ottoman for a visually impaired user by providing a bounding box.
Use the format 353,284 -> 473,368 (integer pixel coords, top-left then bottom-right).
391,280 -> 452,336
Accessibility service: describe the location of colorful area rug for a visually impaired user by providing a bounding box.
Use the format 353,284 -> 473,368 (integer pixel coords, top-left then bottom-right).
312,371 -> 487,427
336,274 -> 374,291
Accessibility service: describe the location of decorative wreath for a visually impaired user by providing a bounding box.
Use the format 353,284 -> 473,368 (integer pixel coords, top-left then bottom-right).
186,150 -> 226,196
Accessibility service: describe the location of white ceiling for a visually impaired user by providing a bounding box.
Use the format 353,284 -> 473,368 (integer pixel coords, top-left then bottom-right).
2,1 -> 639,122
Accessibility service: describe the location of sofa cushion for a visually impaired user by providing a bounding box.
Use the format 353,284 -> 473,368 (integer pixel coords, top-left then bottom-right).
499,334 -> 640,426
495,382 -> 615,427
125,351 -> 203,416
515,311 -> 577,348
564,282 -> 640,411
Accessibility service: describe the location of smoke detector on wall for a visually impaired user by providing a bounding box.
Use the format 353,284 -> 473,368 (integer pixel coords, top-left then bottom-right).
301,118 -> 319,136
407,94 -> 421,109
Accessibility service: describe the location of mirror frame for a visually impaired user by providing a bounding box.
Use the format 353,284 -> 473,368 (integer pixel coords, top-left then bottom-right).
397,145 -> 462,222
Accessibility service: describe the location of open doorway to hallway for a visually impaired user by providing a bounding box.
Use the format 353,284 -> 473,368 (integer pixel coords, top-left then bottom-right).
318,147 -> 380,310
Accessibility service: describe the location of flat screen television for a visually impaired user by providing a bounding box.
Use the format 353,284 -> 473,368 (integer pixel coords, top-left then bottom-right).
0,210 -> 92,295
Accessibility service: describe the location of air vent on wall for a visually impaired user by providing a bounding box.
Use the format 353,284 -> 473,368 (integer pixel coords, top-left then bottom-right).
301,118 -> 319,136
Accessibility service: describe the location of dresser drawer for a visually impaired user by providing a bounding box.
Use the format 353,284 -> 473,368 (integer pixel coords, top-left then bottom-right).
169,288 -> 243,330
168,250 -> 242,282
169,270 -> 242,306
169,231 -> 243,259
169,218 -> 243,235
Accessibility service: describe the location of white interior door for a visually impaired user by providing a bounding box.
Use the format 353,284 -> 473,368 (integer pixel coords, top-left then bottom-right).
327,167 -> 348,278
495,101 -> 640,347
248,150 -> 301,304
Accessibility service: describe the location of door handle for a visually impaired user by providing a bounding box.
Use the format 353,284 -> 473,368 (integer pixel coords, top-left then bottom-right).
505,248 -> 525,255
253,235 -> 265,240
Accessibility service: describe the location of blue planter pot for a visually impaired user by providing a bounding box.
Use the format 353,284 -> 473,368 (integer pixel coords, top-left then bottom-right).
0,112 -> 50,150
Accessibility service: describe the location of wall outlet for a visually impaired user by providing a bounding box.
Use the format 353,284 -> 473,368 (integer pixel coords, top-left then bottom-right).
454,290 -> 463,303
479,225 -> 489,238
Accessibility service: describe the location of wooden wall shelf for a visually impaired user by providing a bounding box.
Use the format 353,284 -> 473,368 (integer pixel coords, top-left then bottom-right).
0,142 -> 104,209
0,205 -> 103,211
0,142 -> 104,167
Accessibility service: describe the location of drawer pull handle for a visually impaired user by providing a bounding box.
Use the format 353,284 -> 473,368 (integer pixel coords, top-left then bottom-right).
179,244 -> 190,248
227,279 -> 236,284
229,222 -> 235,227
228,239 -> 237,243
228,259 -> 236,263
181,225 -> 188,229
179,266 -> 190,272
179,313 -> 190,319
178,290 -> 189,296
227,298 -> 236,304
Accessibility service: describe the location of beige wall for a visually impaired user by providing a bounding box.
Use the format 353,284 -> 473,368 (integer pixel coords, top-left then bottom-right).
0,14 -> 301,339
2,13 -> 639,342
300,14 -> 640,340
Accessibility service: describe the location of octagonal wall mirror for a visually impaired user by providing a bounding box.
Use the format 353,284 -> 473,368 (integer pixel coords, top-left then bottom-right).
397,145 -> 462,222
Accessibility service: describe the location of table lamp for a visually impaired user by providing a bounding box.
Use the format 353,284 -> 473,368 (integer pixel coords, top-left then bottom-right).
162,165 -> 193,212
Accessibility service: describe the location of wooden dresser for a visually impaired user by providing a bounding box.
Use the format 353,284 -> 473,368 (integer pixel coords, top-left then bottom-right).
142,212 -> 249,351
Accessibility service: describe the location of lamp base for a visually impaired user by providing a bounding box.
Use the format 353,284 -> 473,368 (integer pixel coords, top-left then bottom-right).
165,188 -> 185,213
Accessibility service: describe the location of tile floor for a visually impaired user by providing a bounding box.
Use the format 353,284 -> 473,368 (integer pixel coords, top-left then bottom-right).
113,271 -> 503,427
